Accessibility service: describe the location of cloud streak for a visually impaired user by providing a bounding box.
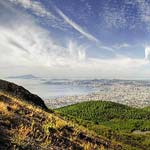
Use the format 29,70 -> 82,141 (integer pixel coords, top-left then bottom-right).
8,0 -> 69,30
56,7 -> 99,42
0,25 -> 87,67
9,0 -> 55,19
145,46 -> 150,61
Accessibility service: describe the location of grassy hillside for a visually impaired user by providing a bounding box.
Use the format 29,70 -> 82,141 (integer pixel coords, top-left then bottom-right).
56,101 -> 150,150
1,79 -> 150,149
143,106 -> 150,112
0,81 -> 123,150
0,79 -> 48,110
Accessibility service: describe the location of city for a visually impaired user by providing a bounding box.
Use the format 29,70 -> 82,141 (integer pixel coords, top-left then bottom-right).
45,79 -> 150,108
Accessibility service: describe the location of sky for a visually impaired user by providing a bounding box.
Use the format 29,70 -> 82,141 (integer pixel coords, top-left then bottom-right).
1,0 -> 150,79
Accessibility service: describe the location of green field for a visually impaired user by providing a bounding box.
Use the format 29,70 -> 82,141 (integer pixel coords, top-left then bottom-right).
56,101 -> 150,149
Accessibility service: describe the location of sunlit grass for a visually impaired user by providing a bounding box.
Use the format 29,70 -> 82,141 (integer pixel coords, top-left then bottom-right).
0,92 -> 122,149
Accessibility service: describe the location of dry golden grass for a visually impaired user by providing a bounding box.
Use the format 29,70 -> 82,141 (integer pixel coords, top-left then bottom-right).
0,101 -> 12,116
0,92 -> 122,150
100,145 -> 105,150
55,117 -> 67,128
40,135 -> 51,148
0,101 -> 8,113
12,124 -> 32,146
82,142 -> 99,150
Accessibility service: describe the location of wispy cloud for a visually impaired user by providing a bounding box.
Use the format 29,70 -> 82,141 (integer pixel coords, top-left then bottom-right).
102,8 -> 126,29
0,24 -> 87,67
56,7 -> 99,42
9,0 -> 55,18
135,0 -> 150,31
0,5 -> 146,79
112,43 -> 130,49
0,22 -> 148,79
145,46 -> 150,61
8,0 -> 68,30
0,1 -> 87,68
101,0 -> 150,31
101,1 -> 127,29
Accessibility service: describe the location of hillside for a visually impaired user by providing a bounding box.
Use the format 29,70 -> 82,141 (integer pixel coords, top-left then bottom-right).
57,101 -> 150,150
0,80 -> 122,150
0,79 -> 47,110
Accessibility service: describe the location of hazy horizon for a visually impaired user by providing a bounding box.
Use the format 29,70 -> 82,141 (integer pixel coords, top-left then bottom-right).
3,73 -> 150,81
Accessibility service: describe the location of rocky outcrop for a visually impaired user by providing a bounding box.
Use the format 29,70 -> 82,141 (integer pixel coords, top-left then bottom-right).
0,79 -> 48,110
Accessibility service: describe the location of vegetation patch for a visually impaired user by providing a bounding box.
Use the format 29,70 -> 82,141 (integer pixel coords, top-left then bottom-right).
57,101 -> 150,149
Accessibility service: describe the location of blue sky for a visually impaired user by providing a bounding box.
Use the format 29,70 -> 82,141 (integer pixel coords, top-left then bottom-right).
1,0 -> 150,79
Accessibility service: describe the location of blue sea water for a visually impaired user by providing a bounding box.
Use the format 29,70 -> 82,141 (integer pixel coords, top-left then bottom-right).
6,78 -> 95,99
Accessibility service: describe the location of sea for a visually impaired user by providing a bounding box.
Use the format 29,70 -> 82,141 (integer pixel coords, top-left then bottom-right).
6,78 -> 96,99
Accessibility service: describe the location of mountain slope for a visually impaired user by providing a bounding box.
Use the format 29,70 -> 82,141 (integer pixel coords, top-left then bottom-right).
0,79 -> 48,110
57,101 -> 150,150
0,80 -> 122,150
7,74 -> 38,79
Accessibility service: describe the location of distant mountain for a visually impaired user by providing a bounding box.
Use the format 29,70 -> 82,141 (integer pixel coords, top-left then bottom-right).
7,74 -> 38,79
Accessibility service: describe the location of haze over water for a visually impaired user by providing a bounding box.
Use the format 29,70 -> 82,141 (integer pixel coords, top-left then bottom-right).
7,78 -> 96,99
